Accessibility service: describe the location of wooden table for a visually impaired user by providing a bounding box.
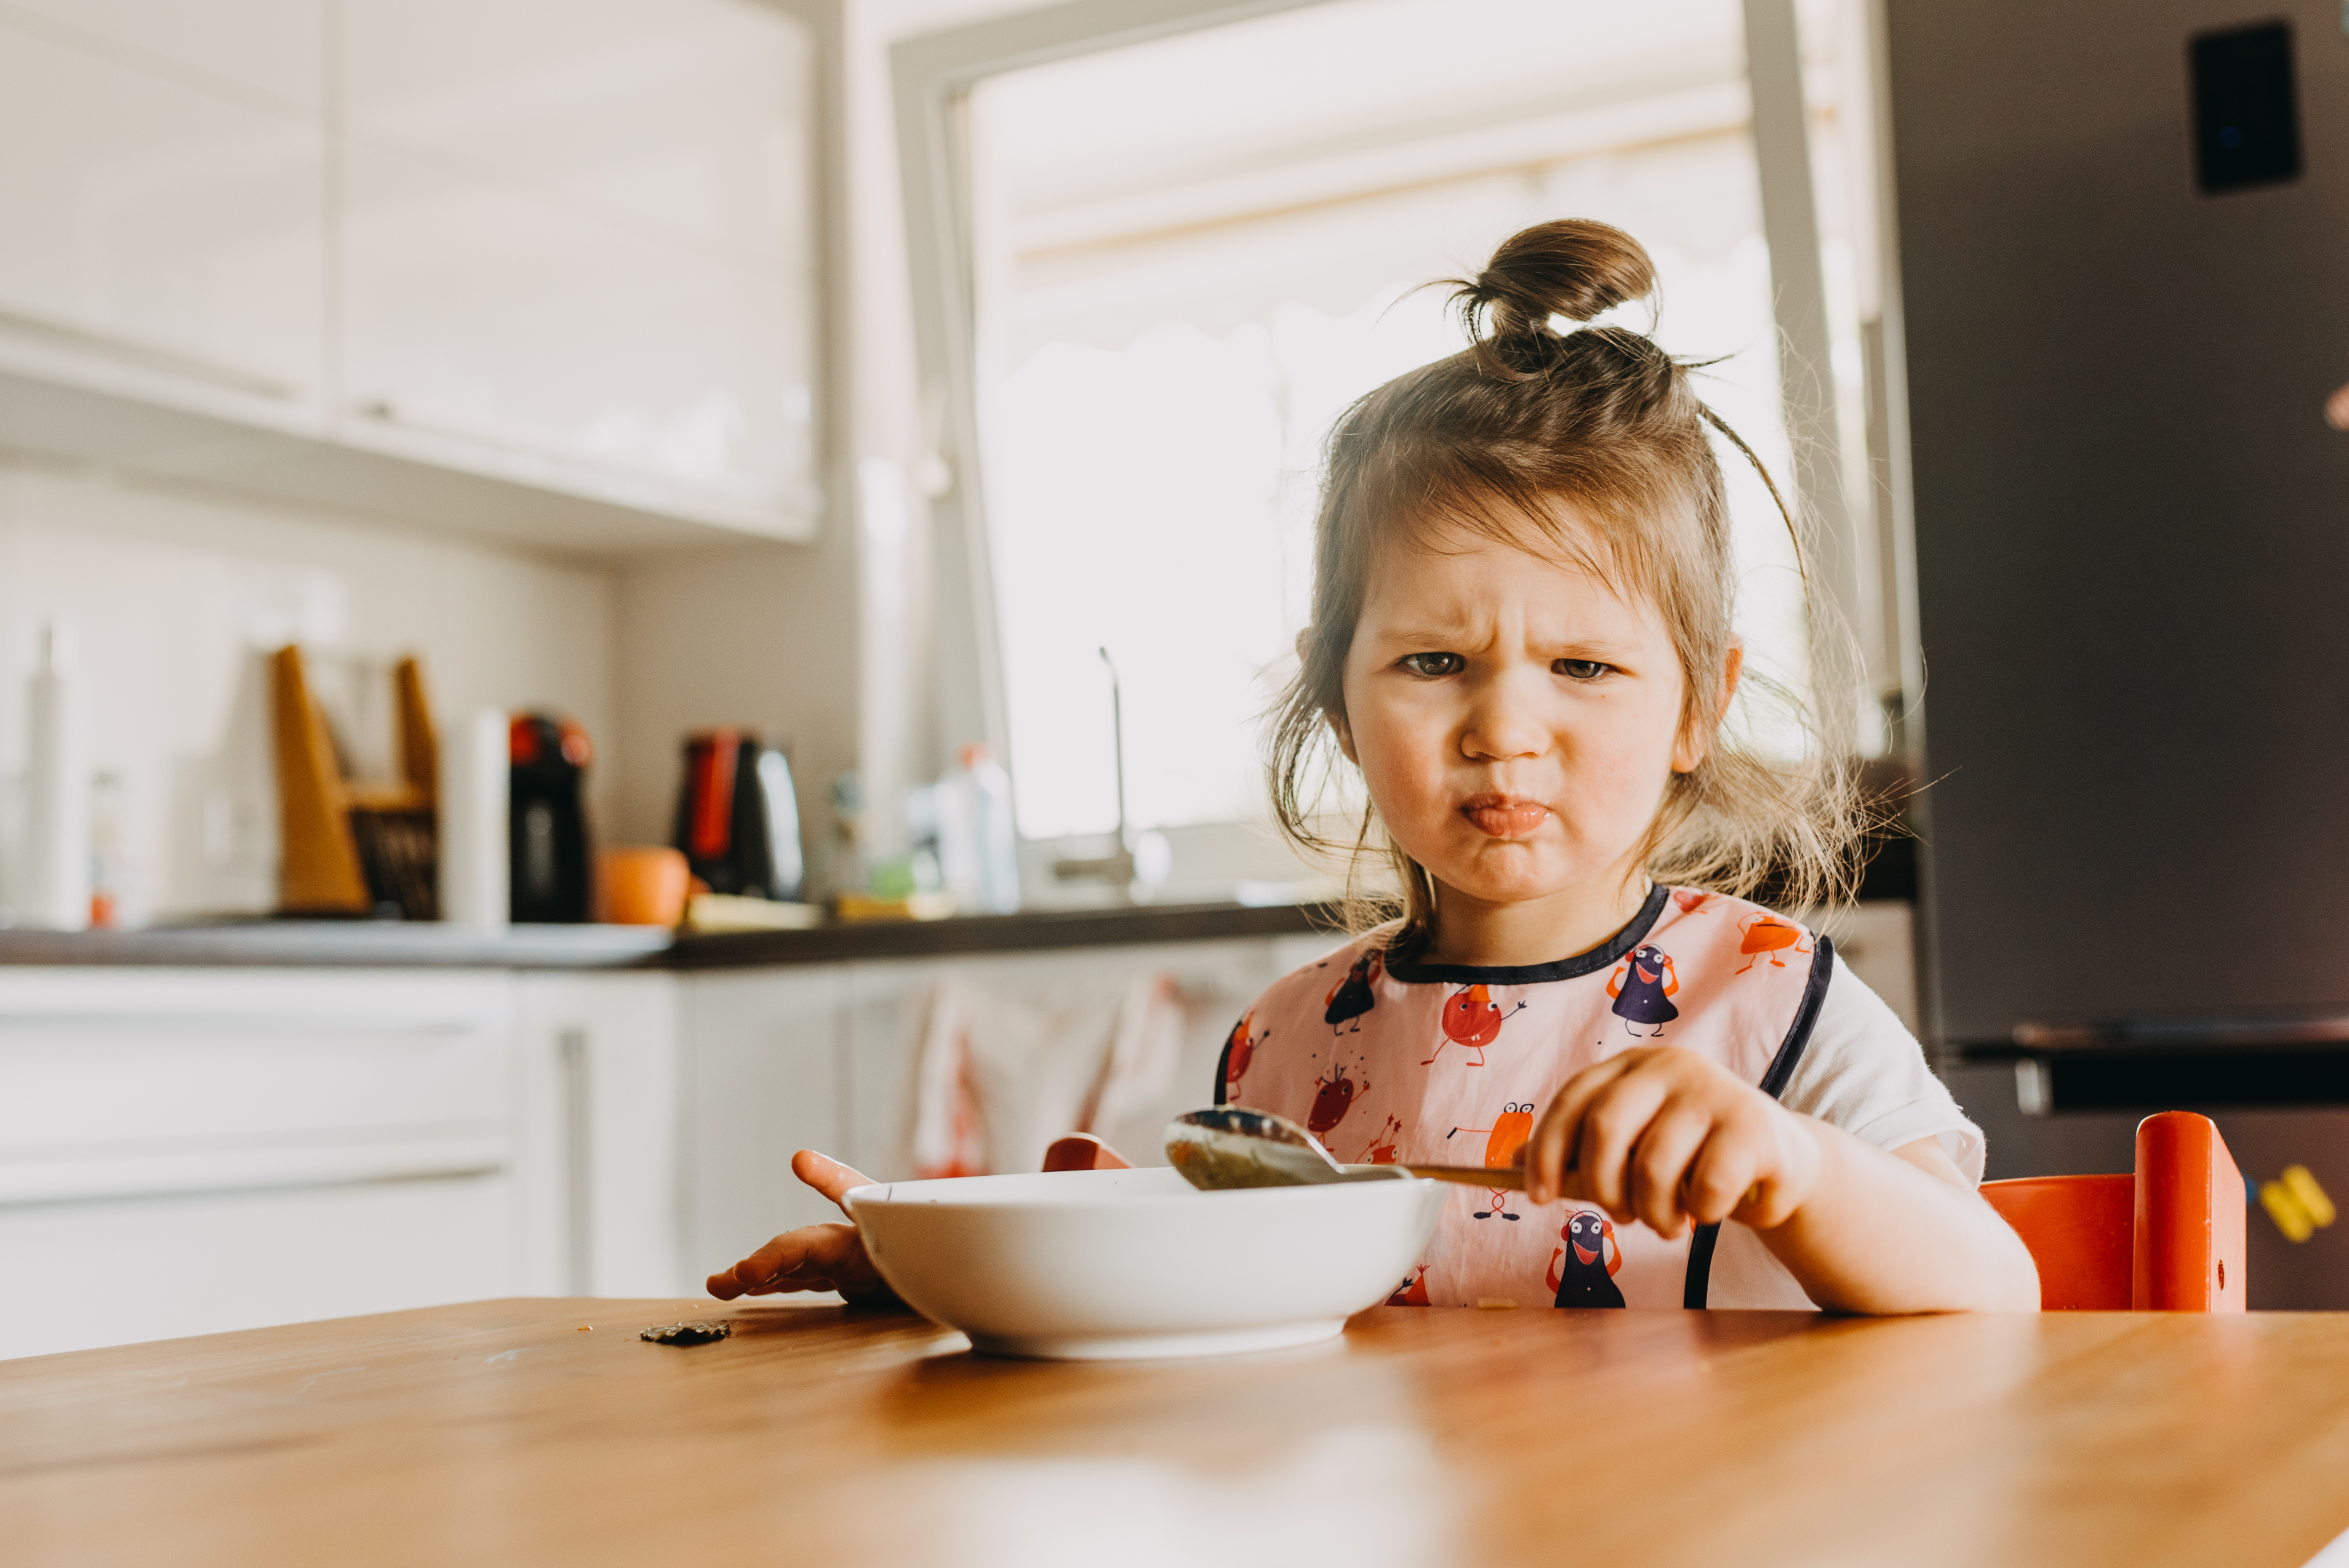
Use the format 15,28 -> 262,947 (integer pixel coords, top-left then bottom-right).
9,1299 -> 2349,1567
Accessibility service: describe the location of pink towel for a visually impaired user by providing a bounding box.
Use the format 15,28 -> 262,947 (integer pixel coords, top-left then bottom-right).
907,971 -> 1183,1179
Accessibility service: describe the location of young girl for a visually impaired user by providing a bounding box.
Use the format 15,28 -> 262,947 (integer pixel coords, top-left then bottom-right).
708,220 -> 2039,1316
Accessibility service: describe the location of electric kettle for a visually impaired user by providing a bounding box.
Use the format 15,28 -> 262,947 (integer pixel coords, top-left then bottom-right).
672,729 -> 804,902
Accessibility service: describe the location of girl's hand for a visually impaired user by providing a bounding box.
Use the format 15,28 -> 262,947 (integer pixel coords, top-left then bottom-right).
1521,1047 -> 1822,1236
705,1150 -> 898,1304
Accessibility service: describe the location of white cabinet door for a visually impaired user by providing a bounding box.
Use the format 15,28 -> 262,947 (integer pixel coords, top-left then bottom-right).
0,9 -> 323,397
678,967 -> 847,1281
0,1176 -> 513,1361
517,972 -> 684,1299
0,968 -> 520,1360
339,0 -> 815,520
0,0 -> 324,105
0,969 -> 515,1201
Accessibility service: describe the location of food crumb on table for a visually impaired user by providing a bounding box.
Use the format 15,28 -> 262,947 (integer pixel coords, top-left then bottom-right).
641,1321 -> 733,1346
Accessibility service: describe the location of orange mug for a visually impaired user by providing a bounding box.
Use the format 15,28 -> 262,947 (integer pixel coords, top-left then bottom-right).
599,846 -> 691,927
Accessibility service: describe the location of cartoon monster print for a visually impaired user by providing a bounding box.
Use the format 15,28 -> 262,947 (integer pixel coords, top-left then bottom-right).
1353,1114 -> 1404,1165
1547,1210 -> 1625,1308
1735,912 -> 1814,973
1425,984 -> 1528,1066
1220,1011 -> 1264,1099
1386,1264 -> 1432,1307
1447,1101 -> 1536,1220
1323,949 -> 1383,1034
1474,1187 -> 1520,1222
1608,944 -> 1680,1037
1307,1056 -> 1370,1134
1672,890 -> 1713,916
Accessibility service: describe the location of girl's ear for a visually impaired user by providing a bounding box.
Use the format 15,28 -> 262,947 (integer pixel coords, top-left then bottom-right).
1327,708 -> 1359,764
1671,642 -> 1743,773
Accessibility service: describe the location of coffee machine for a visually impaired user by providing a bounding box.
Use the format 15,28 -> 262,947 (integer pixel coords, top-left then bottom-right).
509,712 -> 593,923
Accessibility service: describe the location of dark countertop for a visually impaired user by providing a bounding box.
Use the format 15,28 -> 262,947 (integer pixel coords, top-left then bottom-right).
0,900 -> 1340,971
667,898 -> 1337,969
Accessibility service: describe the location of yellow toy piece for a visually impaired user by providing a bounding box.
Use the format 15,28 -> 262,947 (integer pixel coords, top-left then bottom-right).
2259,1164 -> 2336,1244
2282,1165 -> 2336,1227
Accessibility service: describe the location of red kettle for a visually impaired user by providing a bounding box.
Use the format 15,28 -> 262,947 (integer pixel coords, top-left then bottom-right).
672,729 -> 803,901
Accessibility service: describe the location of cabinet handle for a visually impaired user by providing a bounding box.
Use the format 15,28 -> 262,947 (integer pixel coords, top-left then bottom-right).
559,1028 -> 593,1296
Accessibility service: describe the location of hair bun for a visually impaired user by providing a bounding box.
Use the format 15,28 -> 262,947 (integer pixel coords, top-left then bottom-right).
1455,220 -> 1656,344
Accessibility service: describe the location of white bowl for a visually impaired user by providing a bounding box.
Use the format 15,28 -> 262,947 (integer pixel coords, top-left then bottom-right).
844,1166 -> 1444,1361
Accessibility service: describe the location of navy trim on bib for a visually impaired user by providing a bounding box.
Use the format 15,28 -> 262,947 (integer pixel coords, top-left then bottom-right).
1384,883 -> 1671,987
1682,934 -> 1836,1310
1211,1030 -> 1234,1107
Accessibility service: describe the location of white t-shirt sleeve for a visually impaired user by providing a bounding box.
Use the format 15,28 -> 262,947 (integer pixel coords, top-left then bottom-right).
1775,961 -> 1987,1184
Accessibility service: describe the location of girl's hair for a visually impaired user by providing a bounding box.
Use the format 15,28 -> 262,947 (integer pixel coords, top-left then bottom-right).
1266,218 -> 1866,950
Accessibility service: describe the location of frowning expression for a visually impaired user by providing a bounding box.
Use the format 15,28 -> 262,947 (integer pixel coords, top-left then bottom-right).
1335,518 -> 1717,912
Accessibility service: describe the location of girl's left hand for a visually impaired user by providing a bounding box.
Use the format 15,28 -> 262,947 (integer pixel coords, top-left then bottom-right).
1520,1047 -> 1823,1236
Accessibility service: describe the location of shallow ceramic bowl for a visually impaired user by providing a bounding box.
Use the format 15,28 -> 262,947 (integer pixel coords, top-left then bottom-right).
844,1166 -> 1443,1361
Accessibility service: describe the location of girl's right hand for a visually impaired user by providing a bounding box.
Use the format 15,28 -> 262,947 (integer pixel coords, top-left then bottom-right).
704,1149 -> 897,1304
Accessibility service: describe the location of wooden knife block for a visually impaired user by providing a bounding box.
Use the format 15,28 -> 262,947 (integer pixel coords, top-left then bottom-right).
270,645 -> 439,917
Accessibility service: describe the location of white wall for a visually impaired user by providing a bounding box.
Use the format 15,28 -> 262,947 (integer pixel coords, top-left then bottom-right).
0,458 -> 615,922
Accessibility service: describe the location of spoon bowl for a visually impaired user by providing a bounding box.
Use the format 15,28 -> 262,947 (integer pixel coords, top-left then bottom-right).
1167,1107 -> 1526,1191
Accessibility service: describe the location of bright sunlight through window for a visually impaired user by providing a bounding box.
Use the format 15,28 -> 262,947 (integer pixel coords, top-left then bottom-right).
969,0 -> 1865,846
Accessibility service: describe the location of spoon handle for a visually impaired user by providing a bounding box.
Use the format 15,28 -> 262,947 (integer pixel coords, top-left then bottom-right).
1399,1164 -> 1526,1190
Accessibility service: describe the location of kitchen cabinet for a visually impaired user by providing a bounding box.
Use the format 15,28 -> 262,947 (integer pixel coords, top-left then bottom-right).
0,0 -> 323,106
342,0 -> 809,267
679,966 -> 847,1275
0,967 -> 683,1360
0,9 -> 323,399
340,0 -> 815,525
517,972 -> 684,1298
0,0 -> 818,555
339,144 -> 812,521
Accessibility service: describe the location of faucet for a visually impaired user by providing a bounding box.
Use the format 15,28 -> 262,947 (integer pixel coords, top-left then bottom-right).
1052,647 -> 1137,888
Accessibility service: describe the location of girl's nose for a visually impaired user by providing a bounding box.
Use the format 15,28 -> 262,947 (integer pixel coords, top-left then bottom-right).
1459,670 -> 1550,761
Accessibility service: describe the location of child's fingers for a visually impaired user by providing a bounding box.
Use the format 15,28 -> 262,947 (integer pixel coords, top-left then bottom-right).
1625,1104 -> 1714,1238
1523,1055 -> 1637,1203
1729,1150 -> 1808,1231
1042,1133 -> 1133,1171
1682,1132 -> 1764,1228
706,1222 -> 861,1298
1559,1069 -> 1674,1219
791,1150 -> 878,1217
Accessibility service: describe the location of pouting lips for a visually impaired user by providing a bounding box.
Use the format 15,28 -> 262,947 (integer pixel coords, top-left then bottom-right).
1460,795 -> 1552,838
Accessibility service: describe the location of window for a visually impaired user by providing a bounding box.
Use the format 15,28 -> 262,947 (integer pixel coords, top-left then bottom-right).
903,0 -> 1886,890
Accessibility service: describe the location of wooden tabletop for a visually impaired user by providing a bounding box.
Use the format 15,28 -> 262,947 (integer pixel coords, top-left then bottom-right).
8,1298 -> 2349,1567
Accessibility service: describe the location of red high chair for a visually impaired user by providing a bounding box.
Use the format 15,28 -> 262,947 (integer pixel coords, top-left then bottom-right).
1980,1111 -> 2247,1311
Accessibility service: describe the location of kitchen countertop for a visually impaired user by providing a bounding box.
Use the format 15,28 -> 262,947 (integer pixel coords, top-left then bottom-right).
0,899 -> 1338,970
8,1297 -> 2349,1567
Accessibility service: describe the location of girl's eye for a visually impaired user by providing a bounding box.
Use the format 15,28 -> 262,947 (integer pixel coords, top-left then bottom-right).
1553,658 -> 1611,681
1398,652 -> 1463,678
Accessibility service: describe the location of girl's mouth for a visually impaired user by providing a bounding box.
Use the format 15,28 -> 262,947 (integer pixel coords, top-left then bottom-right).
1459,794 -> 1552,839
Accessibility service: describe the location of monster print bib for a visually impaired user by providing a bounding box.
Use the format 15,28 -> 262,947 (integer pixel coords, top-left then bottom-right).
1216,886 -> 1833,1310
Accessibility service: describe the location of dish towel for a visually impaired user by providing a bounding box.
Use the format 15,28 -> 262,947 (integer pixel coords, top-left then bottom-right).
907,970 -> 1183,1178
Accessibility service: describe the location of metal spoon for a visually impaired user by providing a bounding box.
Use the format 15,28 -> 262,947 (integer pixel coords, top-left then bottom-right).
1166,1107 -> 1526,1191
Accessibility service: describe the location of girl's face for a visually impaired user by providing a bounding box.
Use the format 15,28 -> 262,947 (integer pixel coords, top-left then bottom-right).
1335,518 -> 1721,916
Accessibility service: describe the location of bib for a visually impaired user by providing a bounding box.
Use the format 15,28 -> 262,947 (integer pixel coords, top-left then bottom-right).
1217,885 -> 1834,1309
